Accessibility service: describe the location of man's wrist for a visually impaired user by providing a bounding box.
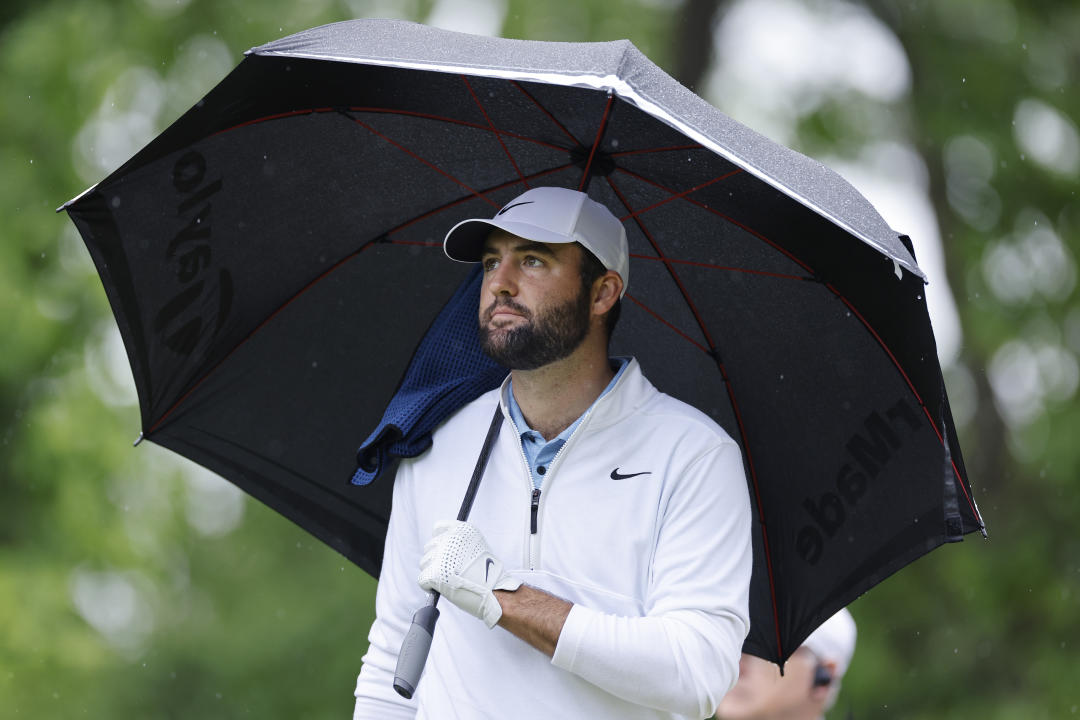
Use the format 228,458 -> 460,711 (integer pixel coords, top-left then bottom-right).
493,584 -> 572,658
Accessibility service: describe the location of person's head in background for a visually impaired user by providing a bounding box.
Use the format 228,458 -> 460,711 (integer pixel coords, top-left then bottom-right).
715,609 -> 856,720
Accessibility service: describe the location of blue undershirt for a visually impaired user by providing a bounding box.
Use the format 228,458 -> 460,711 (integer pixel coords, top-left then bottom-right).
506,357 -> 630,489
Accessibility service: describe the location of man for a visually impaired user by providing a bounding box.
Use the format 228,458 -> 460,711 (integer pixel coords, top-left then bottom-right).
353,186 -> 753,719
714,609 -> 857,720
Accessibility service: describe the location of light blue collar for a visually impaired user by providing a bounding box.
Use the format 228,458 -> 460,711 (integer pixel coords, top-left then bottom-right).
506,357 -> 630,489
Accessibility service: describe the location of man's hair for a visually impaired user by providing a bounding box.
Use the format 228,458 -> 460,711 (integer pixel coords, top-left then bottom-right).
578,244 -> 621,339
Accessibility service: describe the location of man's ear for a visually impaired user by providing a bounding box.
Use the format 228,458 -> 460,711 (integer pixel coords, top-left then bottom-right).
810,660 -> 837,701
591,270 -> 622,316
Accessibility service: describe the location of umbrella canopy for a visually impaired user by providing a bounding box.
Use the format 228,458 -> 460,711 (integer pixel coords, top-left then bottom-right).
62,18 -> 984,666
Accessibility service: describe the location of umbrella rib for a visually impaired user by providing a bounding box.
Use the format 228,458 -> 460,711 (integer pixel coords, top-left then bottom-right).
340,111 -> 500,209
386,162 -> 579,240
511,80 -> 581,146
147,238 -> 383,434
610,175 -> 787,658
620,170 -> 743,221
606,175 -> 717,349
215,106 -> 336,135
623,293 -> 708,354
827,285 -> 983,524
462,76 -> 530,189
216,105 -> 572,155
578,94 -> 615,192
348,107 -> 571,153
714,357 -> 786,662
629,254 -> 812,283
615,166 -> 814,275
610,143 -> 705,158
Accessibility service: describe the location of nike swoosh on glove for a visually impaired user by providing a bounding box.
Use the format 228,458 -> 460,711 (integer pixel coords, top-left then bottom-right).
418,519 -> 522,628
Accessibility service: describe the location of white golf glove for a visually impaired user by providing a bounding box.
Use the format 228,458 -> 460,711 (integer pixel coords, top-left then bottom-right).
418,519 -> 522,628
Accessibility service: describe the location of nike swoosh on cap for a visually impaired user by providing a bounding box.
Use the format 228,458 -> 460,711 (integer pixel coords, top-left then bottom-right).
610,468 -> 652,480
496,200 -> 534,216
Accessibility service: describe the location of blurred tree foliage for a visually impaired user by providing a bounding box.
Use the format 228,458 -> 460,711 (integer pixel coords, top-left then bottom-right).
1,0 -> 1076,718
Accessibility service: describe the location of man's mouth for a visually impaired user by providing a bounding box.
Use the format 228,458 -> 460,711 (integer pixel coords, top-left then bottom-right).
484,301 -> 530,324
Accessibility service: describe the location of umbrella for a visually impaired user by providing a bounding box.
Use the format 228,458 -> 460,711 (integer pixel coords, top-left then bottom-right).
61,18 -> 985,666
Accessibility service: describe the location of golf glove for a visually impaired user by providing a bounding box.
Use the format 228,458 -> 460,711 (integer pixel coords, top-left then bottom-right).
418,520 -> 522,628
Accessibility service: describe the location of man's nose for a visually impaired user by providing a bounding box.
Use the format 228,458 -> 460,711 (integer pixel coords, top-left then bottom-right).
486,260 -> 518,296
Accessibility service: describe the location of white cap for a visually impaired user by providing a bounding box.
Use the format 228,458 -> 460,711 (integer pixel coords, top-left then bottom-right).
803,608 -> 857,681
443,186 -> 629,296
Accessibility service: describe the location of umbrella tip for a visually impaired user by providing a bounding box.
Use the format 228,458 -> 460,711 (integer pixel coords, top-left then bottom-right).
133,432 -> 144,447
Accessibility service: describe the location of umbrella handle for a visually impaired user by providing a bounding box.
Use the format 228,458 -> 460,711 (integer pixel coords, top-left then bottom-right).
390,405 -> 504,699
393,593 -> 440,699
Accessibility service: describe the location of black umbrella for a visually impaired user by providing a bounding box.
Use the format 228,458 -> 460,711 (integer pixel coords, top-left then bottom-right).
61,18 -> 984,667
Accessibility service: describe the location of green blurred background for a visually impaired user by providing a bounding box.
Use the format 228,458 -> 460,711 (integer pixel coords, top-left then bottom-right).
2,0 -> 1077,717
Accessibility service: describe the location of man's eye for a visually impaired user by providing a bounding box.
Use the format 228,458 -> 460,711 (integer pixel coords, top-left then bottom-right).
482,258 -> 499,271
523,256 -> 543,267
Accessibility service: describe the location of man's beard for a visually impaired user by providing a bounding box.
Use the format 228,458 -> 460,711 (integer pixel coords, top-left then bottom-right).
479,286 -> 592,370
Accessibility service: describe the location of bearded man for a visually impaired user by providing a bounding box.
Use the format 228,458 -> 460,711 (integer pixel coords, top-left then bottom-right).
352,186 -> 753,720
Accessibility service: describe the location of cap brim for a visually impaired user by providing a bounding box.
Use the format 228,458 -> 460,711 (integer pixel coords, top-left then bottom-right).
443,218 -> 576,263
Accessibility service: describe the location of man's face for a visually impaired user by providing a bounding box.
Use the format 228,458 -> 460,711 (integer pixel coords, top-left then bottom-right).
714,649 -> 827,720
477,231 -> 592,370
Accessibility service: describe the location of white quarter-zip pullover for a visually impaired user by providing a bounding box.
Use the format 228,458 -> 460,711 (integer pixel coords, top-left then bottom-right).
354,358 -> 752,719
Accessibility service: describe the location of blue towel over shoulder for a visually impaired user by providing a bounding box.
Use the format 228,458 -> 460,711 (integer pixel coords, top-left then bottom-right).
351,266 -> 507,486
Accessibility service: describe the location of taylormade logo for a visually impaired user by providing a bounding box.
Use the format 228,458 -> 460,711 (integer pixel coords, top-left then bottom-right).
796,398 -> 922,565
154,150 -> 233,357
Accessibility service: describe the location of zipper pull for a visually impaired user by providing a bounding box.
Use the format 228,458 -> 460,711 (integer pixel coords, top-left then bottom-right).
530,488 -> 541,534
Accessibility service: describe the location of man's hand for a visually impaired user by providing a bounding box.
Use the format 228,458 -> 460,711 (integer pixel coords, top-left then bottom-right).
418,520 -> 522,628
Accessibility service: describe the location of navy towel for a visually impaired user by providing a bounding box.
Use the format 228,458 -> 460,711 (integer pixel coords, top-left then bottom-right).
351,266 -> 507,486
